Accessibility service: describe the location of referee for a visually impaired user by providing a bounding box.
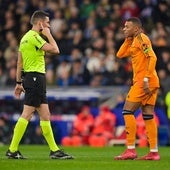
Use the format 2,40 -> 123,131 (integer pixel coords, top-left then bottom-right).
6,10 -> 73,159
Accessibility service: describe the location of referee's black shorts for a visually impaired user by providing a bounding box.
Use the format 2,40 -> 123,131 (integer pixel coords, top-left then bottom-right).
23,72 -> 47,107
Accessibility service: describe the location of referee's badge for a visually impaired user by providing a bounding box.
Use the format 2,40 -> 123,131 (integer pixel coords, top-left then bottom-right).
33,77 -> 37,81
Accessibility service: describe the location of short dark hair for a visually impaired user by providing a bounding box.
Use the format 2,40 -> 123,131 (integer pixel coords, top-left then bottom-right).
30,10 -> 49,25
127,17 -> 142,28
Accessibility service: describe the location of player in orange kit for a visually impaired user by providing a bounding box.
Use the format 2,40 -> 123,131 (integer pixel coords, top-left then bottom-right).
114,17 -> 160,160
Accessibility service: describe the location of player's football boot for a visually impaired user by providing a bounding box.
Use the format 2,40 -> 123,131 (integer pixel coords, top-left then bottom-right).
6,150 -> 26,159
50,150 -> 74,159
114,149 -> 137,160
136,152 -> 160,160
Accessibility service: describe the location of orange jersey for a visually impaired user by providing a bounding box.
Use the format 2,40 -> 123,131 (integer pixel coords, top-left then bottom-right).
117,33 -> 159,87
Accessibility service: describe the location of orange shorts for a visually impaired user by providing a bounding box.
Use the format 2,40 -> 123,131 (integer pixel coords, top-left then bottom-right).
126,85 -> 158,105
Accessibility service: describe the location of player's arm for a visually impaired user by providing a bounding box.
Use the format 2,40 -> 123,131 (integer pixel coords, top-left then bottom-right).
16,51 -> 23,83
143,46 -> 157,93
116,38 -> 132,58
138,36 -> 157,93
14,51 -> 25,99
138,35 -> 157,78
143,46 -> 157,78
41,27 -> 60,54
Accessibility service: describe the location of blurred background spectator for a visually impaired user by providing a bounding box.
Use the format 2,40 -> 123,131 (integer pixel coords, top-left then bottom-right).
0,114 -> 12,144
0,0 -> 170,145
62,105 -> 94,146
88,105 -> 116,147
0,0 -> 169,91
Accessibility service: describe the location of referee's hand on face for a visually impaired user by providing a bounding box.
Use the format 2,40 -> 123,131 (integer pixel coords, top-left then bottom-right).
14,84 -> 25,99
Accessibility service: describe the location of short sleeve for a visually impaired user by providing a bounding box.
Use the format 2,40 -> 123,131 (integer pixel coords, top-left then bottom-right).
31,34 -> 46,49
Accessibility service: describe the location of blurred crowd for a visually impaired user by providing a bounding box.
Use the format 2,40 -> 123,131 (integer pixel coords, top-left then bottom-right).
0,0 -> 170,95
1,0 -> 170,145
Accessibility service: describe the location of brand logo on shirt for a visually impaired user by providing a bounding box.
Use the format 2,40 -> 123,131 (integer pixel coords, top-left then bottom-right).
33,77 -> 37,81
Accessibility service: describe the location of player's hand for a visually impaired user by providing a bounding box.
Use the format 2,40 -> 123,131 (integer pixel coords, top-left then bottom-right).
143,81 -> 150,94
14,84 -> 25,99
125,37 -> 133,44
40,23 -> 51,37
41,27 -> 51,36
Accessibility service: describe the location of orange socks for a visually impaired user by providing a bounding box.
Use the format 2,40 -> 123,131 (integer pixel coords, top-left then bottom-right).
123,111 -> 158,151
144,118 -> 158,151
124,114 -> 136,146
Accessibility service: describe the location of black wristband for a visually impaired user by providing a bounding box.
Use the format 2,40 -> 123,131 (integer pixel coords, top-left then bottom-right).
16,81 -> 22,84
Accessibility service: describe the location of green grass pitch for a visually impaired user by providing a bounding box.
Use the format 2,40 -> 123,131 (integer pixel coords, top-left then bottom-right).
0,145 -> 170,170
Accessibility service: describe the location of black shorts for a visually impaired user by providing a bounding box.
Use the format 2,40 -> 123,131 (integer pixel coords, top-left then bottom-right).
23,72 -> 47,107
